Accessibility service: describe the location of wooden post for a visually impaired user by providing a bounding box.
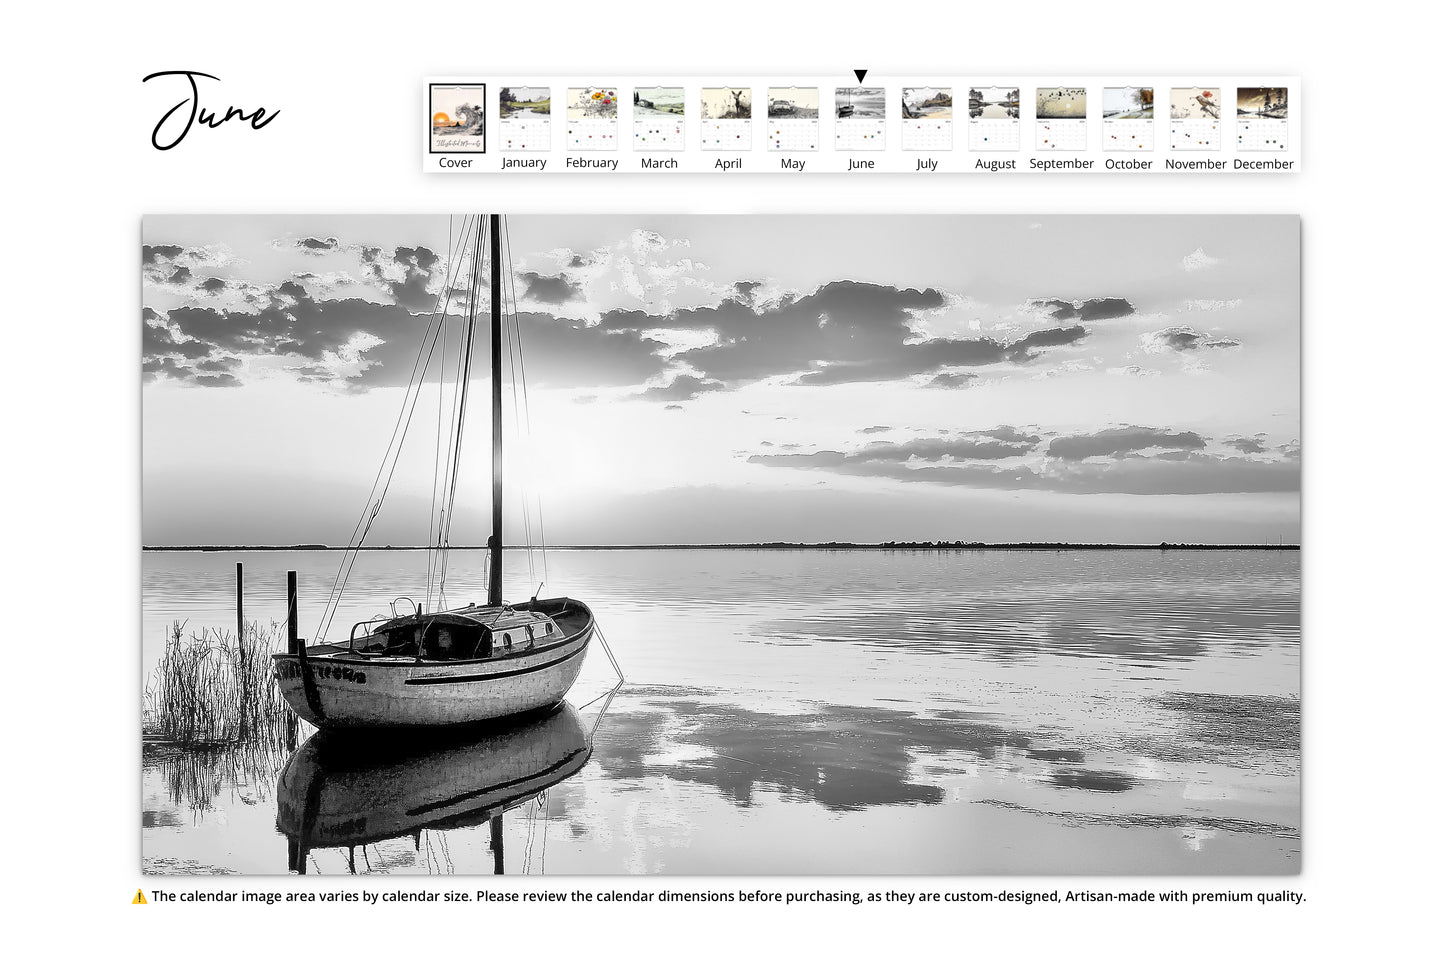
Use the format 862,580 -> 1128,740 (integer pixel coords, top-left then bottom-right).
490,813 -> 504,875
287,571 -> 299,655
235,562 -> 244,645
290,570 -> 325,723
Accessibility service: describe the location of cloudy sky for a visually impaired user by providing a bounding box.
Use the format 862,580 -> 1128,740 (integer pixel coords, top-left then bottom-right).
142,215 -> 1299,545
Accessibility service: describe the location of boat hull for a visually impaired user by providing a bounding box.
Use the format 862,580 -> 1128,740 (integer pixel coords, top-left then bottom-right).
276,703 -> 590,862
273,601 -> 593,730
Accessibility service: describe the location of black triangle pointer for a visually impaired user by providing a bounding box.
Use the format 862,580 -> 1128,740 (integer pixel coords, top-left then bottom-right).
854,69 -> 867,84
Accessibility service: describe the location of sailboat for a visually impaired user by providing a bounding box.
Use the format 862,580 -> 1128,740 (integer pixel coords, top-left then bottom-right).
276,702 -> 591,873
273,214 -> 597,730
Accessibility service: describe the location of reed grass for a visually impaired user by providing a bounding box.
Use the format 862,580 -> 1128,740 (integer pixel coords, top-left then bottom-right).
145,620 -> 294,748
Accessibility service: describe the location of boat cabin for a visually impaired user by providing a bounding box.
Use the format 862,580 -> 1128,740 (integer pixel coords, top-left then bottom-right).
347,607 -> 562,662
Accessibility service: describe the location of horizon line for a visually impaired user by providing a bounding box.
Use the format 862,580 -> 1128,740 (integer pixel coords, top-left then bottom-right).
142,540 -> 1301,551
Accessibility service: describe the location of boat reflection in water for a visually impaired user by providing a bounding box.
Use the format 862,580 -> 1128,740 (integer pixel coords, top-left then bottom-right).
276,701 -> 591,874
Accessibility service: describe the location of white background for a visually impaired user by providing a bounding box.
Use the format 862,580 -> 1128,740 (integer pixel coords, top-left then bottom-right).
2,0 -> 1437,956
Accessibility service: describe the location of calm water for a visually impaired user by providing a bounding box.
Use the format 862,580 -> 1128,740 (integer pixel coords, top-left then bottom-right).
142,549 -> 1300,875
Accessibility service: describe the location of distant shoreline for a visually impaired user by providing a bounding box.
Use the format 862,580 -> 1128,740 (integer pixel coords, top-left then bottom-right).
142,541 -> 1300,552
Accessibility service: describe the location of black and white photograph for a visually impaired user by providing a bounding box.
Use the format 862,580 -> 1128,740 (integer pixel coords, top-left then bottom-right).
429,84 -> 486,153
767,87 -> 819,119
835,86 -> 885,119
142,214 -> 1301,876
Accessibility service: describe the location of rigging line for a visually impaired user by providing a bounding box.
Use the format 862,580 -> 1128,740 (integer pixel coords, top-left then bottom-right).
438,220 -> 482,601
432,214 -> 473,606
319,221 -> 471,639
427,214 -> 466,610
425,215 -> 456,609
426,268 -> 446,609
427,215 -> 465,608
434,294 -> 469,610
312,261 -> 455,643
433,229 -> 474,609
538,789 -> 551,876
321,321 -> 441,642
433,288 -> 469,610
316,220 -> 473,641
521,799 -> 537,874
432,214 -> 480,606
499,220 -> 536,586
501,236 -> 535,587
314,215 -> 473,638
437,218 -> 485,605
504,218 -> 548,584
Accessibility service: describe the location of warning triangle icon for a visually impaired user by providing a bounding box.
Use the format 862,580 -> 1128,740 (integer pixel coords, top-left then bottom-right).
133,889 -> 148,904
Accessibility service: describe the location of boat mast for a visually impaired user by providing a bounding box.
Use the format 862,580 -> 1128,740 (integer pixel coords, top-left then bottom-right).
488,213 -> 504,606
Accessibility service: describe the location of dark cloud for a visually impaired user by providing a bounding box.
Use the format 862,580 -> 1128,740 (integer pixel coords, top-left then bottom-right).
639,374 -> 727,403
297,236 -> 340,254
192,373 -> 241,388
141,244 -> 231,288
140,243 -> 1135,397
1149,325 -> 1242,351
359,244 -> 442,310
518,271 -> 583,305
171,338 -> 212,359
143,355 -> 240,388
1048,426 -> 1207,460
732,280 -> 763,304
143,321 -> 176,356
1008,324 -> 1090,360
144,259 -> 671,390
854,431 -> 1041,462
859,426 -> 892,434
198,302 -> 663,389
143,320 -> 215,360
143,357 -> 190,381
142,244 -> 183,265
1225,435 -> 1267,454
982,426 -> 1042,444
594,280 -> 978,386
926,371 -> 979,389
789,325 -> 1088,386
1031,297 -> 1135,322
747,427 -> 1041,478
749,426 -> 1299,495
749,451 -> 1040,490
